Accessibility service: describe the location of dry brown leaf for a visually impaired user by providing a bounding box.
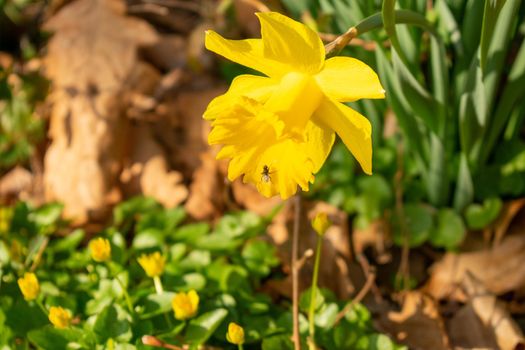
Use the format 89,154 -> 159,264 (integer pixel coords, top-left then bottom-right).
424,234 -> 525,301
184,151 -> 223,220
447,302 -> 499,350
379,291 -> 451,350
43,0 -> 158,223
457,273 -> 525,350
0,166 -> 33,202
352,218 -> 392,264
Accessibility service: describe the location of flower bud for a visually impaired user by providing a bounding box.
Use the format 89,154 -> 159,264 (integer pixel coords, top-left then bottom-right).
18,272 -> 40,301
226,322 -> 245,345
312,212 -> 331,236
171,290 -> 199,320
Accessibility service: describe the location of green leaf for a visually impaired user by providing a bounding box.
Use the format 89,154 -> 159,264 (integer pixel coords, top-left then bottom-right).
173,223 -> 209,244
392,203 -> 434,247
262,334 -> 295,350
454,154 -> 474,212
480,0 -> 507,73
314,302 -> 338,329
93,305 -> 132,343
299,287 -> 325,314
140,292 -> 175,319
429,209 -> 466,249
28,326 -> 84,350
51,229 -> 84,252
185,308 -> 228,346
241,240 -> 279,277
465,197 -> 503,229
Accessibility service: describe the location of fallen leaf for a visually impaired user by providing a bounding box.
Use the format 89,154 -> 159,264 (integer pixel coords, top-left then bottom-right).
424,234 -> 525,301
379,291 -> 450,350
43,0 -> 157,223
457,273 -> 525,350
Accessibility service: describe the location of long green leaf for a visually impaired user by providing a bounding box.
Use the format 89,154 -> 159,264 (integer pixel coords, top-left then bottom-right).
482,36 -> 525,162
480,0 -> 507,73
382,0 -> 410,65
454,153 -> 474,212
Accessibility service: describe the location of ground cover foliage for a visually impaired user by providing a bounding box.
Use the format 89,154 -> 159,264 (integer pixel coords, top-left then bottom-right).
1,0 -> 525,349
0,199 -> 402,349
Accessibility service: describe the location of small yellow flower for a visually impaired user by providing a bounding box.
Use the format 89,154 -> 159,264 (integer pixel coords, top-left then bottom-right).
17,272 -> 40,301
89,237 -> 111,262
137,252 -> 165,278
48,306 -> 72,329
226,322 -> 245,345
172,290 -> 199,320
312,212 -> 331,236
204,12 -> 385,199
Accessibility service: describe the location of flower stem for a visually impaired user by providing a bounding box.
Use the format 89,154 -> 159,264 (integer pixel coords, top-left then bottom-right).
307,236 -> 323,350
36,299 -> 48,315
238,345 -> 244,350
153,276 -> 164,295
114,274 -> 134,313
292,194 -> 302,350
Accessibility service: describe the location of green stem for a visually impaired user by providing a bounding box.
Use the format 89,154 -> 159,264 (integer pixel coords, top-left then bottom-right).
36,299 -> 48,316
308,236 -> 323,350
238,344 -> 244,350
153,276 -> 164,295
114,274 -> 134,314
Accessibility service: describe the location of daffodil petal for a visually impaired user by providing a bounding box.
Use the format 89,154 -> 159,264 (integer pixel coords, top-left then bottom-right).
314,98 -> 372,174
304,120 -> 335,173
204,74 -> 276,120
205,30 -> 289,78
257,12 -> 325,75
315,56 -> 385,102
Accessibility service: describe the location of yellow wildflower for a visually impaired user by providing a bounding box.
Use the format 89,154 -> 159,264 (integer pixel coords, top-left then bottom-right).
171,290 -> 199,320
17,272 -> 40,301
48,306 -> 72,328
89,237 -> 111,262
226,322 -> 245,345
312,212 -> 331,236
137,252 -> 165,278
204,12 -> 384,199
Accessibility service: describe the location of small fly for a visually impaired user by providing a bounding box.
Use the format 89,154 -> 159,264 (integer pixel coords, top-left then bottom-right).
261,165 -> 272,183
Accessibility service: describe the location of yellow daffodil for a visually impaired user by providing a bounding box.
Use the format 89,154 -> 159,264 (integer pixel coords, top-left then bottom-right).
171,290 -> 199,320
89,237 -> 111,262
137,252 -> 165,278
48,306 -> 72,328
312,212 -> 331,236
226,322 -> 245,345
204,12 -> 385,199
17,272 -> 40,301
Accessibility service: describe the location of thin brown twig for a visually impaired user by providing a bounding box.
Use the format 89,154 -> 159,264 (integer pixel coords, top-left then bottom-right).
292,194 -> 302,350
356,253 -> 382,304
334,267 -> 376,325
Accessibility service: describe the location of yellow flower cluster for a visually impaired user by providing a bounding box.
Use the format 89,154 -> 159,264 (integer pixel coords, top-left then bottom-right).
137,251 -> 165,278
171,290 -> 199,320
204,12 -> 384,199
89,237 -> 111,262
17,272 -> 40,301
